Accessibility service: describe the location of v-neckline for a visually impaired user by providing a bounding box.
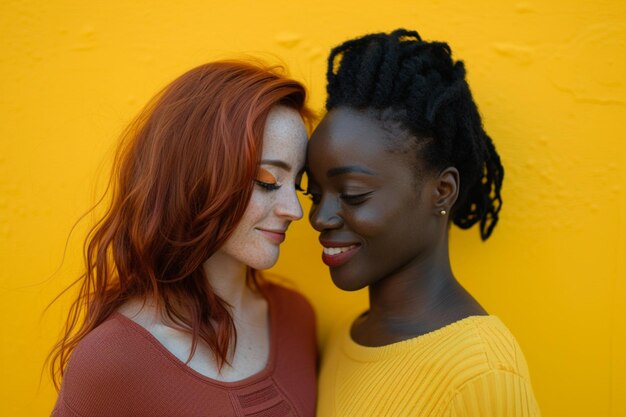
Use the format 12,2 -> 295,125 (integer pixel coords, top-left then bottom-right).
112,283 -> 277,388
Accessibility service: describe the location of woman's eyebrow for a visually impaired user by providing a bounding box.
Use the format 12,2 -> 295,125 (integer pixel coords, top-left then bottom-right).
260,159 -> 291,171
328,165 -> 375,177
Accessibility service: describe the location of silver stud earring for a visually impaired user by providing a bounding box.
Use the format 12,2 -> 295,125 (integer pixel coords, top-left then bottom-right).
440,209 -> 447,216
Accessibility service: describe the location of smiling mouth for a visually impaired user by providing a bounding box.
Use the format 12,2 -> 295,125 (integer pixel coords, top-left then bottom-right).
321,244 -> 360,267
258,228 -> 287,244
323,245 -> 358,256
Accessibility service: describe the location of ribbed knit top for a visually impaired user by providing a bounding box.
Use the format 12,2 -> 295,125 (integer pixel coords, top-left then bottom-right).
317,314 -> 540,417
51,283 -> 317,417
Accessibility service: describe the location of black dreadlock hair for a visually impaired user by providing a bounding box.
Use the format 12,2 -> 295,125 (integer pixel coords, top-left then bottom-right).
326,29 -> 503,240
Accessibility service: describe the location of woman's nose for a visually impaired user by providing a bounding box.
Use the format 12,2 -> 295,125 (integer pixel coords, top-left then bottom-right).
275,187 -> 304,221
309,196 -> 342,231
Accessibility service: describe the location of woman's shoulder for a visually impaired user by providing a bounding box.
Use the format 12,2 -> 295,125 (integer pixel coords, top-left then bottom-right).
428,316 -> 529,370
67,314 -> 140,368
60,313 -> 164,387
467,316 -> 531,375
418,316 -> 539,414
440,316 -> 541,415
55,314 -> 161,415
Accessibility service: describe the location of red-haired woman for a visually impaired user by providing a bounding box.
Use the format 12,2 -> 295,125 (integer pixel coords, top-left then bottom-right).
49,61 -> 317,416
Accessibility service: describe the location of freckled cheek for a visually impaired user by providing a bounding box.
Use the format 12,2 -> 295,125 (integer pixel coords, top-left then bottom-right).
246,192 -> 275,220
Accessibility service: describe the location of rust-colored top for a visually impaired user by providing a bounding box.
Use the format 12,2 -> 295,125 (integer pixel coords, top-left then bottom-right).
51,283 -> 317,417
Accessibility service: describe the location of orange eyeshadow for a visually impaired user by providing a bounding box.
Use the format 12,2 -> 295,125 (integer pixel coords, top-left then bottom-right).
255,167 -> 277,184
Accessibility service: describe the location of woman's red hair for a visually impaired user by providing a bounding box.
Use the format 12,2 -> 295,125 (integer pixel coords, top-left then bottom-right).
48,60 -> 313,389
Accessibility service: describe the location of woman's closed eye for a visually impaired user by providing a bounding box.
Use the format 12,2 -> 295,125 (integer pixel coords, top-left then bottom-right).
255,167 -> 281,191
340,191 -> 372,205
303,190 -> 372,206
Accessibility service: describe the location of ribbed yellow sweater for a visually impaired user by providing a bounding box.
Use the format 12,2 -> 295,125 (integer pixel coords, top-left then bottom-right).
318,315 -> 540,417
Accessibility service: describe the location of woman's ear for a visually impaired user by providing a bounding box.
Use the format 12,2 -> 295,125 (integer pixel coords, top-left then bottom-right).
433,167 -> 459,215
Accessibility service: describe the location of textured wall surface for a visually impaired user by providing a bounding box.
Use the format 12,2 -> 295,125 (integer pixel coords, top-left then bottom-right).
1,1 -> 625,416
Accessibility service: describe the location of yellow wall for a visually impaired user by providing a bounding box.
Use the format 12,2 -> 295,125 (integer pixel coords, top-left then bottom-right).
1,1 -> 625,415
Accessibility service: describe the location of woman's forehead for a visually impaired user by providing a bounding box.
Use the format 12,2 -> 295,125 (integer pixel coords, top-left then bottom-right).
308,108 -> 422,171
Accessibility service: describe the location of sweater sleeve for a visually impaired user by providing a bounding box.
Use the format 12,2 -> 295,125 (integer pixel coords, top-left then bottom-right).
48,317 -> 164,417
444,370 -> 541,417
49,338 -> 135,417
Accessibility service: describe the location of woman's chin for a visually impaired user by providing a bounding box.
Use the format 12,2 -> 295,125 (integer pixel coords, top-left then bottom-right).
249,253 -> 280,271
331,272 -> 367,292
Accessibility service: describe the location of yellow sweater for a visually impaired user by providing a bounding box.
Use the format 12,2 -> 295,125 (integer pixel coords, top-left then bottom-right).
318,315 -> 540,417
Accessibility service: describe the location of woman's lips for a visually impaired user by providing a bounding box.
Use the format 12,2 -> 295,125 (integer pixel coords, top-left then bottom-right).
259,229 -> 286,244
320,242 -> 360,268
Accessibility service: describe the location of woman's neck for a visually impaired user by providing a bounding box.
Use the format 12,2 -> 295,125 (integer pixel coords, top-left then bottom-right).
352,240 -> 486,346
367,251 -> 456,323
202,252 -> 252,312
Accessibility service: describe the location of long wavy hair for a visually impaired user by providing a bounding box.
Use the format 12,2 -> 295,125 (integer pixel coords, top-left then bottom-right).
48,60 -> 313,389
